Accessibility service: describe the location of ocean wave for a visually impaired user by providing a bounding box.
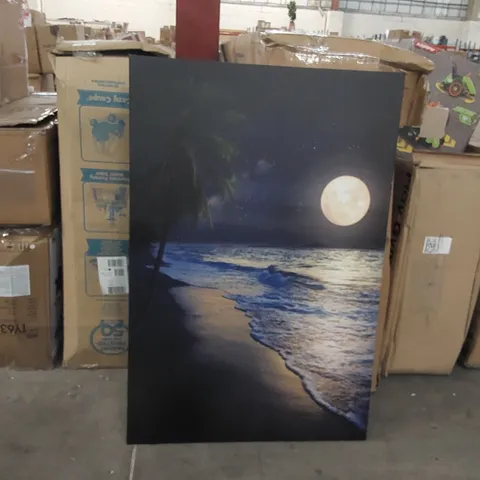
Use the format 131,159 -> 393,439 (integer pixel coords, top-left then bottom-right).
165,250 -> 327,293
162,243 -> 381,431
258,265 -> 326,291
248,320 -> 367,430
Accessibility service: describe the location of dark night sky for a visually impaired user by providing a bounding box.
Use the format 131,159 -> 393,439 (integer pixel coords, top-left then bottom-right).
130,58 -> 404,250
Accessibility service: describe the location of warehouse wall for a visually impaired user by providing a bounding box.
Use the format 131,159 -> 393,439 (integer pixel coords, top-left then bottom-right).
342,13 -> 467,42
38,0 -> 322,34
36,0 -> 479,43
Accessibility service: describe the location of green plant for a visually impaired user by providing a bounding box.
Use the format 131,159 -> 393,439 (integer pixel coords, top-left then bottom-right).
287,1 -> 297,22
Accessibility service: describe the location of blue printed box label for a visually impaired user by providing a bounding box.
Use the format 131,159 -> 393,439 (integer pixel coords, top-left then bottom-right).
78,89 -> 129,164
78,90 -> 129,108
81,168 -> 129,234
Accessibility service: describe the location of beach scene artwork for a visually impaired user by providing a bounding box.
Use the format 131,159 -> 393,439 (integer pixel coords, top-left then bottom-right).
127,57 -> 404,444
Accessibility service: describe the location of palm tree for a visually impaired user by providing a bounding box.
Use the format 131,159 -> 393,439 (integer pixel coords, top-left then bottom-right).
141,81 -> 243,280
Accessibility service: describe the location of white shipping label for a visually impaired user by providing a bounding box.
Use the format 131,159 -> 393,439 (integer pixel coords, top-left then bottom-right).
0,266 -> 31,297
97,256 -> 129,295
423,236 -> 452,255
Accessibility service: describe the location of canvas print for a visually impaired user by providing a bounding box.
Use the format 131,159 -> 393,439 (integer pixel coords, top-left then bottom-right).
128,57 -> 404,444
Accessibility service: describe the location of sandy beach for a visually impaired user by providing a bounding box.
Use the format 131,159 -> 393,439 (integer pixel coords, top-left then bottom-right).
172,286 -> 342,417
128,272 -> 364,444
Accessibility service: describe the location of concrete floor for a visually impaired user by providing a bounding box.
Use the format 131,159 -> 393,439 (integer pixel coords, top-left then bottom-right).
0,368 -> 479,480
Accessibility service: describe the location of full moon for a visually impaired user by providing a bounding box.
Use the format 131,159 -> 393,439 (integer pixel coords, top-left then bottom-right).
321,176 -> 371,227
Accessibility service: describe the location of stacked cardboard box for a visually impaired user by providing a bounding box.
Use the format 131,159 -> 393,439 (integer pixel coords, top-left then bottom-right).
0,94 -> 61,369
0,0 -> 28,104
53,40 -> 170,368
25,11 -> 86,92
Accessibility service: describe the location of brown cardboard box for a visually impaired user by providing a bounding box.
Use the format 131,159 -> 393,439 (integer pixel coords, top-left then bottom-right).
36,24 -> 86,74
29,9 -> 47,26
0,227 -> 61,369
372,150 -> 414,389
0,94 -> 58,225
382,151 -> 480,374
462,296 -> 480,367
28,73 -> 55,92
84,27 -> 107,40
53,40 -> 170,367
159,26 -> 176,46
0,0 -> 28,105
25,9 -> 46,74
222,33 -> 433,127
387,29 -> 412,41
371,194 -> 392,392
26,27 -> 42,75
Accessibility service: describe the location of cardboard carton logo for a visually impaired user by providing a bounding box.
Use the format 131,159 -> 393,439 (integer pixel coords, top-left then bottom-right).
90,114 -> 126,154
90,320 -> 128,355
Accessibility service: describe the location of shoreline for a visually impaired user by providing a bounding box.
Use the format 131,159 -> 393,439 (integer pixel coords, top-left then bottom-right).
163,271 -> 365,429
171,283 -> 364,439
128,269 -> 364,443
233,302 -> 366,431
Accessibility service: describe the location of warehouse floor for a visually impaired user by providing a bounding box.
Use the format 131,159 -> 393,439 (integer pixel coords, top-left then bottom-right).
0,368 -> 478,480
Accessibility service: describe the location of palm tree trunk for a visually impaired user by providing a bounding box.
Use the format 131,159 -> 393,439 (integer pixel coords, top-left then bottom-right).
145,236 -> 168,314
153,239 -> 167,274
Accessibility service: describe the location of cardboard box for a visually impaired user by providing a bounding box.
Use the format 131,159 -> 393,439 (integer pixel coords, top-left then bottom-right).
84,27 -> 107,40
53,40 -> 170,367
371,193 -> 393,392
0,0 -> 28,105
36,24 -> 86,74
468,120 -> 480,152
0,94 -> 58,225
26,9 -> 47,27
372,150 -> 415,389
26,27 -> 42,74
25,9 -> 46,74
382,150 -> 480,374
159,26 -> 176,47
462,296 -> 480,367
0,227 -> 61,369
387,29 -> 412,41
28,73 -> 55,92
222,32 -> 433,127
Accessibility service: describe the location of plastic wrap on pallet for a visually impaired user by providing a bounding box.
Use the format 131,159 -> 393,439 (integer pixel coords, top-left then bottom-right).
221,31 -> 435,73
0,93 -> 58,225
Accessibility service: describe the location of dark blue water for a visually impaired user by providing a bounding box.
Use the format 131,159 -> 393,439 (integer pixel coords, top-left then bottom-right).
153,243 -> 382,430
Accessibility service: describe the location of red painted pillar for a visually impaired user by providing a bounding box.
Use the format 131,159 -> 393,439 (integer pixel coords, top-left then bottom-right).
176,0 -> 221,60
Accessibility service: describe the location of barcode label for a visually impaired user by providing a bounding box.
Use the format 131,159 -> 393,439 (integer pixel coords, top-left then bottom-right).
423,236 -> 452,255
108,258 -> 125,268
107,286 -> 127,294
97,256 -> 129,295
0,266 -> 31,297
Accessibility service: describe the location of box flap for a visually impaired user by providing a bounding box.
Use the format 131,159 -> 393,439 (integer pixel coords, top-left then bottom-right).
0,94 -> 57,127
414,151 -> 480,169
53,39 -> 173,57
258,32 -> 434,73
